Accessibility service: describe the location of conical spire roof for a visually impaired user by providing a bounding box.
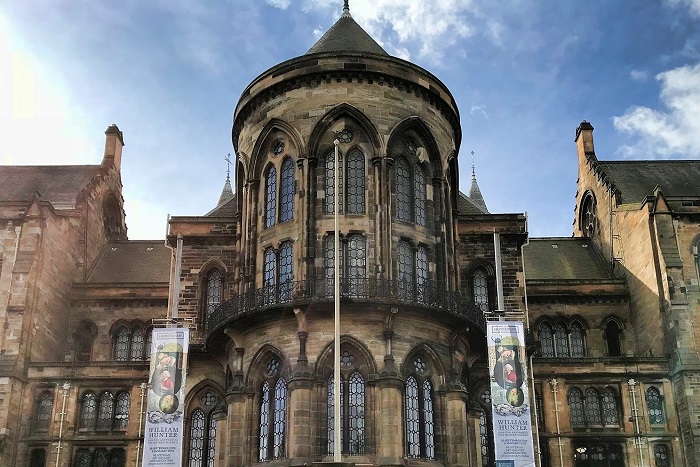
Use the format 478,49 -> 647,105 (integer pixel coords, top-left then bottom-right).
306,2 -> 387,56
217,176 -> 234,207
468,164 -> 488,214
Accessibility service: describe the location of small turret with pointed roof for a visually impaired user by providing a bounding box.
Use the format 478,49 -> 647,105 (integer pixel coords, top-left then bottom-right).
306,0 -> 387,56
468,153 -> 489,213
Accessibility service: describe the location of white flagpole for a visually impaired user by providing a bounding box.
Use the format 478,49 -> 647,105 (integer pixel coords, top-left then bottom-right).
333,139 -> 341,462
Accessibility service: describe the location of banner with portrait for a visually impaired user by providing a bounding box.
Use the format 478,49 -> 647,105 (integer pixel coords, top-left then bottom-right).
142,328 -> 189,467
486,321 -> 536,467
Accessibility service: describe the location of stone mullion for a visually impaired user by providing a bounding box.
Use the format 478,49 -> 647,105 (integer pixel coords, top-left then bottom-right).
245,179 -> 260,289
384,156 -> 394,281
372,156 -> 383,278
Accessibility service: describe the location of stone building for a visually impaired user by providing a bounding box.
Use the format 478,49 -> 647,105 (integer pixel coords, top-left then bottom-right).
0,4 -> 698,467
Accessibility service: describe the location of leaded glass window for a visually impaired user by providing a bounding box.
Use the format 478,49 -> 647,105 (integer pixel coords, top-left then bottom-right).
35,391 -> 53,431
325,152 -> 343,214
348,372 -> 365,455
279,158 -> 295,223
29,448 -> 46,467
207,416 -> 217,467
654,444 -> 670,467
114,391 -> 130,430
570,322 -> 585,357
130,327 -> 145,361
189,409 -> 205,467
478,410 -> 489,467
205,270 -> 222,321
405,376 -> 420,458
264,249 -> 276,286
259,362 -> 287,462
396,157 -> 411,222
94,449 -> 108,467
414,165 -> 426,226
114,327 -> 130,362
346,150 -> 365,214
273,378 -> 287,460
327,376 -> 340,455
259,382 -> 271,462
584,388 -> 602,425
404,360 -> 435,460
539,323 -> 555,357
279,241 -> 293,303
398,241 -> 413,299
473,268 -> 489,312
568,389 -> 585,428
422,380 -> 435,460
265,166 -> 277,228
646,386 -> 665,425
347,235 -> 365,297
96,392 -> 114,430
416,246 -> 428,303
554,323 -> 568,357
75,449 -> 92,467
602,387 -> 619,426
581,194 -> 596,238
80,392 -> 97,429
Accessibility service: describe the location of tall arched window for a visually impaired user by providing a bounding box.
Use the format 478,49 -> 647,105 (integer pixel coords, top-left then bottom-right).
554,323 -> 568,357
580,193 -> 597,238
584,388 -> 602,425
327,367 -> 366,455
114,391 -> 130,430
570,321 -> 585,357
265,166 -> 277,228
404,357 -> 435,460
112,322 -> 150,361
114,326 -> 130,362
414,166 -> 426,226
397,241 -> 414,299
96,391 -> 115,430
35,390 -> 54,431
130,327 -> 145,361
396,157 -> 412,222
604,320 -> 623,357
187,389 -> 221,467
646,386 -> 665,425
80,392 -> 98,429
477,409 -> 489,467
538,322 -> 555,357
74,321 -> 96,362
473,268 -> 489,312
347,235 -> 366,297
264,248 -> 276,287
601,387 -> 620,426
325,152 -> 343,214
259,358 -> 287,462
569,386 -> 620,428
279,241 -> 293,302
416,246 -> 428,303
568,388 -> 585,428
204,269 -> 223,322
346,149 -> 365,214
279,158 -> 295,222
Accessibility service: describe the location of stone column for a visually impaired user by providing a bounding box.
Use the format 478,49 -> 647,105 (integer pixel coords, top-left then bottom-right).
288,373 -> 314,465
225,391 -> 249,467
443,387 -> 469,467
213,411 -> 228,467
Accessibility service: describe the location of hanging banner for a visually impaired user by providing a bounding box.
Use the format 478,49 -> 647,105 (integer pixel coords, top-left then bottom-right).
142,328 -> 189,467
486,321 -> 536,467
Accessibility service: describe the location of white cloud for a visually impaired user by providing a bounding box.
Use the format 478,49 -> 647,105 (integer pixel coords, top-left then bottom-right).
470,105 -> 489,118
630,69 -> 649,81
666,0 -> 700,16
613,63 -> 700,157
266,0 -> 293,8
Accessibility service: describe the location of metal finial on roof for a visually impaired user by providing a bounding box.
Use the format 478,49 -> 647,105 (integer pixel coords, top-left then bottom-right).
342,0 -> 351,17
224,153 -> 232,181
471,151 -> 476,179
468,150 -> 489,213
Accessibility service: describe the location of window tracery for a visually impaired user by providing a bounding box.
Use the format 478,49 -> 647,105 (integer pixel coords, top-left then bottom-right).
187,388 -> 221,467
537,319 -> 586,358
259,358 -> 287,462
568,386 -> 620,428
112,322 -> 151,362
404,355 -> 436,460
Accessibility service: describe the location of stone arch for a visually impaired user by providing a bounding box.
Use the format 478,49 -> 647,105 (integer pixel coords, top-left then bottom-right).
245,344 -> 290,390
402,342 -> 447,388
102,192 -> 124,241
250,118 -> 304,177
308,103 -> 382,157
387,116 -> 441,173
315,335 -> 378,381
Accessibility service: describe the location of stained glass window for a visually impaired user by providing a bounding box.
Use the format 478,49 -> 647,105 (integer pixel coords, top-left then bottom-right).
422,380 -> 435,460
396,157 -> 411,222
478,410 -> 490,467
473,268 -> 489,312
80,392 -> 97,429
35,391 -> 53,431
554,323 -> 568,357
346,150 -> 365,214
654,444 -> 670,467
646,386 -> 665,425
602,387 -> 619,426
189,409 -> 205,467
205,270 -> 222,322
414,165 -> 426,226
265,166 -> 277,228
568,389 -> 585,428
570,322 -> 585,357
96,392 -> 114,430
585,388 -> 602,426
114,391 -> 130,430
539,323 -> 555,357
114,327 -> 130,361
325,152 -> 343,214
279,158 -> 295,222
405,376 -> 420,458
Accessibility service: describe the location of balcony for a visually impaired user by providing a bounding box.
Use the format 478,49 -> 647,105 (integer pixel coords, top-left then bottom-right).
206,277 -> 486,337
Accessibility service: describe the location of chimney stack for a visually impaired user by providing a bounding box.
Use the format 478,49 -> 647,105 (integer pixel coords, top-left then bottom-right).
103,124 -> 124,170
575,120 -> 595,162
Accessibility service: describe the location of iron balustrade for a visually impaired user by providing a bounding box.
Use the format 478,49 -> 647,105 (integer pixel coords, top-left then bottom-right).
206,277 -> 486,335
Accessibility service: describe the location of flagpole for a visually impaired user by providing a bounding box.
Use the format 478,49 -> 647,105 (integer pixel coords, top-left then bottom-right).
333,139 -> 341,462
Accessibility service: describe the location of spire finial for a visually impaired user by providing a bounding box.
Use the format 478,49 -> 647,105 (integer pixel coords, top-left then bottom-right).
471,151 -> 476,179
342,0 -> 351,17
224,153 -> 232,181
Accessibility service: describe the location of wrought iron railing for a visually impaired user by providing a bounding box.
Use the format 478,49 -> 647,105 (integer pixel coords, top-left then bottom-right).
206,277 -> 486,336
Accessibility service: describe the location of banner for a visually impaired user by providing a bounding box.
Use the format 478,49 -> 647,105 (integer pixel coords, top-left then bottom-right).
486,322 -> 536,467
143,328 -> 189,467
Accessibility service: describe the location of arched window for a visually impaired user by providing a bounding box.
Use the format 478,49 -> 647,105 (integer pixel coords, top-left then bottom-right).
259,358 -> 287,462
404,357 -> 435,460
347,234 -> 366,297
279,241 -> 293,302
568,388 -> 585,428
414,166 -> 426,226
188,389 -> 221,467
114,391 -> 130,430
654,444 -> 670,467
265,166 -> 277,228
397,241 -> 414,299
646,386 -> 665,425
477,410 -> 489,467
74,322 -> 96,362
35,390 -> 53,431
604,320 -> 623,357
130,327 -> 145,361
325,152 -> 343,214
570,321 -> 585,357
80,392 -> 97,429
346,149 -> 365,214
114,326 -> 130,362
473,267 -> 489,312
554,323 -> 568,357
29,448 -> 46,467
113,323 -> 150,362
580,193 -> 597,238
262,243 -> 294,304
584,388 -> 602,426
396,157 -> 412,222
538,322 -> 555,357
279,158 -> 295,223
601,387 -> 620,426
327,366 -> 366,455
204,269 -> 223,322
415,246 -> 428,303
96,391 -> 115,430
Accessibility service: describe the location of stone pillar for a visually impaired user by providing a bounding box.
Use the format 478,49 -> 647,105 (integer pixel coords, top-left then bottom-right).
288,374 -> 314,465
443,387 -> 469,467
213,411 -> 228,467
225,391 -> 249,466
377,356 -> 403,467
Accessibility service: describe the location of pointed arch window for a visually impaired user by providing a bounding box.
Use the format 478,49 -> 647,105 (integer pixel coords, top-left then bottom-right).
584,388 -> 602,425
580,193 -> 597,238
414,166 -> 426,226
646,386 -> 665,425
538,323 -> 555,357
473,268 -> 489,312
325,149 -> 365,215
601,387 -> 620,426
279,158 -> 295,223
396,156 -> 428,225
34,390 -> 54,431
265,166 -> 277,228
569,386 -> 620,428
96,391 -> 115,430
114,327 -> 130,361
477,409 -> 490,467
568,388 -> 585,428
204,269 -> 223,322
80,392 -> 97,429
327,368 -> 366,455
537,319 -> 587,358
74,322 -> 96,362
570,321 -> 585,357
113,323 -> 150,362
604,320 -> 623,357
188,389 -> 220,467
279,241 -> 293,302
346,149 -> 365,214
404,357 -> 435,460
259,358 -> 287,462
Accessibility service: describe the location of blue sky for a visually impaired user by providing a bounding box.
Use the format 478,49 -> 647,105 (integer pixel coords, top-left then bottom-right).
1,0 -> 699,239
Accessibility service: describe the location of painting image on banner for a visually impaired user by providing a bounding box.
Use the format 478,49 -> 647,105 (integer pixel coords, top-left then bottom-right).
143,328 -> 189,467
487,322 -> 535,467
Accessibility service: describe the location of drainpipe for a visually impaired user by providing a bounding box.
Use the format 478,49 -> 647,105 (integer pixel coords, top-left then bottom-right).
55,382 -> 70,467
628,379 -> 644,467
549,378 -> 564,467
135,382 -> 148,466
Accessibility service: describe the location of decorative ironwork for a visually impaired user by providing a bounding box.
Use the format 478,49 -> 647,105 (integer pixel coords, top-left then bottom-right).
337,128 -> 353,143
280,158 -> 295,222
206,277 -> 487,336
